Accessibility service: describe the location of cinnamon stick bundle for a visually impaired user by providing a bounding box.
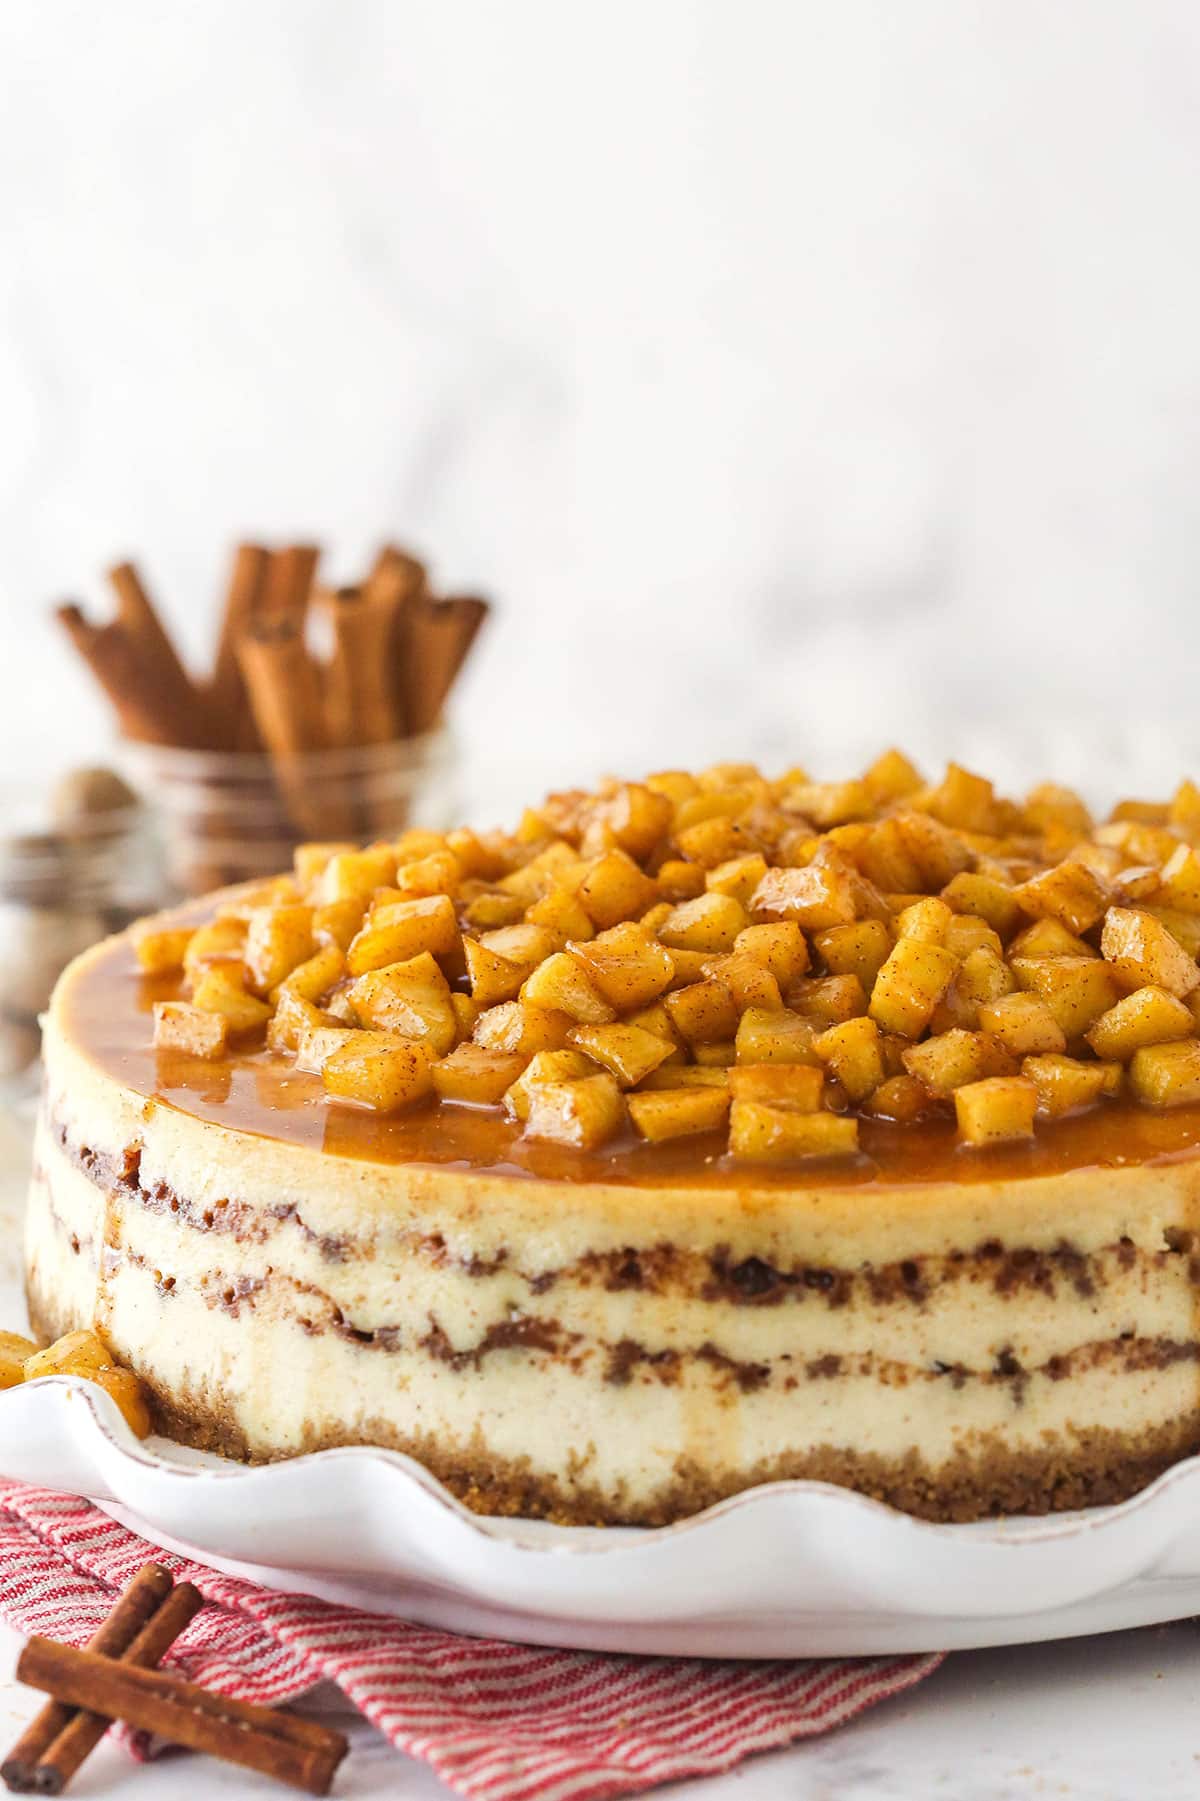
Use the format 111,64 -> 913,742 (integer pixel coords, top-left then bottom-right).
0,1561 -> 173,1791
16,1638 -> 347,1796
31,1578 -> 205,1795
53,537 -> 491,888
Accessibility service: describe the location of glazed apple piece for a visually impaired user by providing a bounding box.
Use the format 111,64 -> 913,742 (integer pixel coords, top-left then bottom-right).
813,1016 -> 885,1103
321,1033 -> 437,1112
953,1076 -> 1037,1146
868,939 -> 958,1037
153,1001 -> 228,1060
349,952 -> 458,1054
1129,1040 -> 1200,1108
1086,986 -> 1195,1060
729,1099 -> 858,1162
627,1086 -> 731,1143
523,1074 -> 626,1150
1022,1054 -> 1120,1120
133,925 -> 195,974
1101,908 -> 1200,998
347,895 -> 460,974
432,1045 -> 529,1105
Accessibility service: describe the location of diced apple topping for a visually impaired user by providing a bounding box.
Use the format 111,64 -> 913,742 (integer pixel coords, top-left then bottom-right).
141,756 -> 1200,1152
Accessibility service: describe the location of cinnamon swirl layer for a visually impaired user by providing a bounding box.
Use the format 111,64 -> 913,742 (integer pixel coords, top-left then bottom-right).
28,1040 -> 1200,1523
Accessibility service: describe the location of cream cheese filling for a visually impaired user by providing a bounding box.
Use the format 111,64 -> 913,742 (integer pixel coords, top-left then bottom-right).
28,1126 -> 1200,1503
32,1125 -> 1200,1374
29,1226 -> 1200,1489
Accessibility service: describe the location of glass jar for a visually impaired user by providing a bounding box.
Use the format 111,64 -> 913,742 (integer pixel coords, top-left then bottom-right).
0,783 -> 158,1083
125,728 -> 460,899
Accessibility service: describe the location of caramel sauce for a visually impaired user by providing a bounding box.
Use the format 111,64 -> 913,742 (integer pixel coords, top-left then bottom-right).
61,933 -> 1200,1191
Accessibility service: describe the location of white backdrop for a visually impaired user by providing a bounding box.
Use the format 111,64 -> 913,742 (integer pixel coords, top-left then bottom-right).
2,0 -> 1199,820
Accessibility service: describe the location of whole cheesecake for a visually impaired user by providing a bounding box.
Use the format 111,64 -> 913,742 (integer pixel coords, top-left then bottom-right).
26,754 -> 1200,1524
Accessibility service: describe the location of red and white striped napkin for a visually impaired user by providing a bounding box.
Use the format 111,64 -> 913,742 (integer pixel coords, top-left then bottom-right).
0,1481 -> 942,1800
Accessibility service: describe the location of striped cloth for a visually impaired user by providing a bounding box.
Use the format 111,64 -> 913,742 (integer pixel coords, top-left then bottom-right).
0,1481 -> 942,1800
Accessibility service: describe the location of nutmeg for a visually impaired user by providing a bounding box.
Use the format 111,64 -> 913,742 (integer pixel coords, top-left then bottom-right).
50,766 -> 137,826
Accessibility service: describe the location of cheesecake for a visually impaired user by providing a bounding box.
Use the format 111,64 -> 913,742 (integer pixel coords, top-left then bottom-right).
26,754 -> 1200,1524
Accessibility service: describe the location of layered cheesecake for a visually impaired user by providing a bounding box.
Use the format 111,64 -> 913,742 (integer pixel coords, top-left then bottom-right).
26,755 -> 1200,1524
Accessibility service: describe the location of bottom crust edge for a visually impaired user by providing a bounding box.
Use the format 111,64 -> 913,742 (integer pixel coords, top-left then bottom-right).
28,1286 -> 1200,1528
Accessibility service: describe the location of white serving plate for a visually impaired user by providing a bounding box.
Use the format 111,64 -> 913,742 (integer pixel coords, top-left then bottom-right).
3,1099 -> 1199,1659
2,1377 -> 1200,1658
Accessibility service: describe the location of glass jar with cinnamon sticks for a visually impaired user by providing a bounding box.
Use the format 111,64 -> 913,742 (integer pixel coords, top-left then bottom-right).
55,542 -> 487,898
129,729 -> 458,897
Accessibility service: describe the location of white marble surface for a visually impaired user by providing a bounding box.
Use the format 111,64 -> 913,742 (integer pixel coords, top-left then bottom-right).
5,2 -> 1200,816
0,1616 -> 1197,1798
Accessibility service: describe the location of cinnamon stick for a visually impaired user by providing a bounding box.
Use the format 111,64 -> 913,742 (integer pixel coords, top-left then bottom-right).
322,586 -> 405,747
237,618 -> 328,758
211,542 -> 269,750
0,1563 -> 172,1792
365,544 -> 426,612
16,1639 -> 347,1797
439,594 -> 489,690
33,1579 -> 205,1796
261,545 -> 320,629
370,548 -> 423,735
55,607 -> 182,747
237,620 -> 345,839
403,596 -> 489,735
107,562 -> 211,747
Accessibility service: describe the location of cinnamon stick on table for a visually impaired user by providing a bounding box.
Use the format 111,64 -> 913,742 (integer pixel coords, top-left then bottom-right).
32,1577 -> 205,1796
0,1562 -> 173,1793
16,1638 -> 348,1797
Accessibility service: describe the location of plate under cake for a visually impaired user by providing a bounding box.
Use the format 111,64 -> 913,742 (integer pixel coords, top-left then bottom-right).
26,755 -> 1200,1525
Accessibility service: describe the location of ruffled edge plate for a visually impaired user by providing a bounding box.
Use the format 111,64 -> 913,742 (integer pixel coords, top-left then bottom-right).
3,1377 -> 1200,1656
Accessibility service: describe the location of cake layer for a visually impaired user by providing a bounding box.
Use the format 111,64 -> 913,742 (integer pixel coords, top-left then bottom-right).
34,1117 -> 1200,1373
28,1088 -> 1200,1523
28,922 -> 1200,1526
44,935 -> 1200,1268
29,1167 -> 1200,1524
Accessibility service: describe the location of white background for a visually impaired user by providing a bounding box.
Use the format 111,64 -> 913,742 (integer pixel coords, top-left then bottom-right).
3,0 -> 1199,815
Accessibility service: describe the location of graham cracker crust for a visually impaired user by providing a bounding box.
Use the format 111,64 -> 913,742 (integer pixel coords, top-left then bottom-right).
135,1387 -> 1200,1527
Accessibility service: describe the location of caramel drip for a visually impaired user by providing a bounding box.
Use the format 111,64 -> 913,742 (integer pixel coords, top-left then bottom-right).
57,932 -> 1200,1192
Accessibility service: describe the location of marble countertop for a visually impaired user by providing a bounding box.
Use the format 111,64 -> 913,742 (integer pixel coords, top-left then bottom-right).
0,1616 -> 1194,1799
